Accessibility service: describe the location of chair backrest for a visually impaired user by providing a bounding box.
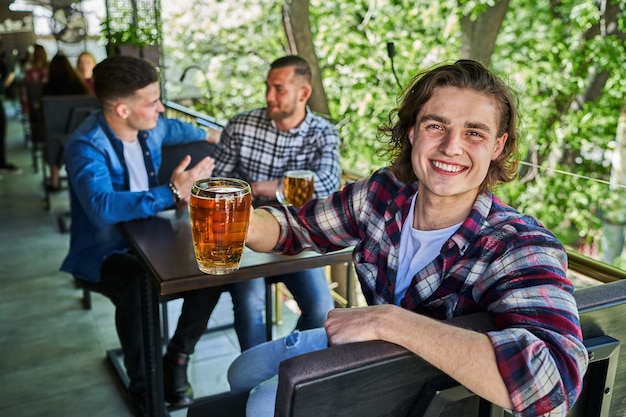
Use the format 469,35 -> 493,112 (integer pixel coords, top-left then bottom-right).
25,81 -> 45,143
567,279 -> 626,417
158,140 -> 216,185
40,95 -> 100,148
275,279 -> 626,417
275,314 -> 499,417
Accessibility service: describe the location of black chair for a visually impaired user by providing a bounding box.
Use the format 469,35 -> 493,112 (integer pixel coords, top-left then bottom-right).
187,278 -> 626,417
273,279 -> 626,417
156,140 -> 219,340
24,81 -> 45,175
41,95 -> 100,231
156,140 -> 216,184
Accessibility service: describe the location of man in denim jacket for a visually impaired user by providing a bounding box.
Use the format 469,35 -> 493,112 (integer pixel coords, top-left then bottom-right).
61,55 -> 218,415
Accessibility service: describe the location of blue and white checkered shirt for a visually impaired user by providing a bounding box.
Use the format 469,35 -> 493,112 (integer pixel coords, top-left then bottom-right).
212,108 -> 342,200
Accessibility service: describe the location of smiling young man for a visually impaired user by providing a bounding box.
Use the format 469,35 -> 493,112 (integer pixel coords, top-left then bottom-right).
227,60 -> 588,417
61,55 -> 220,416
210,55 -> 342,347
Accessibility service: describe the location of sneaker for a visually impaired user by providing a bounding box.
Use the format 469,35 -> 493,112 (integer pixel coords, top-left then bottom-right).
0,163 -> 22,174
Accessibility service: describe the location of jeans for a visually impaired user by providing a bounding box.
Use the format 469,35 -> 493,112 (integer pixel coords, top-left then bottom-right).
228,267 -> 334,349
196,265 -> 334,352
228,328 -> 329,417
278,267 -> 335,331
228,278 -> 267,350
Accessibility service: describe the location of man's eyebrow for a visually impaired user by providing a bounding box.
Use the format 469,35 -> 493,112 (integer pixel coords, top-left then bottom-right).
418,114 -> 447,124
464,121 -> 492,133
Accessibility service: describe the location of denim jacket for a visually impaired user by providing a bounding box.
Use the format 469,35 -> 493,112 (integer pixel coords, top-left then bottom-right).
60,111 -> 207,282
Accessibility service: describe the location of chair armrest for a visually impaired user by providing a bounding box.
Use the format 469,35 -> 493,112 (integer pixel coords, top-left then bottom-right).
276,312 -> 495,417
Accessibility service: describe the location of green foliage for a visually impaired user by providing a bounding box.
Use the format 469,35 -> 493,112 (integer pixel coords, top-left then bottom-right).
163,1 -> 285,118
162,0 -> 626,260
163,0 -> 462,175
101,0 -> 161,47
489,0 -> 626,251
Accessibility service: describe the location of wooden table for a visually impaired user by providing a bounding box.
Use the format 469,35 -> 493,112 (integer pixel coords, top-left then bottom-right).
117,209 -> 354,417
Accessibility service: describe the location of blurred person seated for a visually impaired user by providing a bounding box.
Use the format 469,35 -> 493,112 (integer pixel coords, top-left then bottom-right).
20,44 -> 48,119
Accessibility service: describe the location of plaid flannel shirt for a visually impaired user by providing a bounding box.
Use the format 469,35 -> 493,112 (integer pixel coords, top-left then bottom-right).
263,167 -> 588,417
212,108 -> 341,198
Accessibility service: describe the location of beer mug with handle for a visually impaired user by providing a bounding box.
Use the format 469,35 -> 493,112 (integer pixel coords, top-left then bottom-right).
276,170 -> 315,208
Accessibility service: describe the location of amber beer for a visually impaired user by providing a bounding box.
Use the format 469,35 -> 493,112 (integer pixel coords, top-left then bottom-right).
282,170 -> 314,207
189,178 -> 252,274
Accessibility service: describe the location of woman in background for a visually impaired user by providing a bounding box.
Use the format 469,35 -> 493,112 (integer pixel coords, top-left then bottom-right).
76,51 -> 96,94
42,53 -> 92,190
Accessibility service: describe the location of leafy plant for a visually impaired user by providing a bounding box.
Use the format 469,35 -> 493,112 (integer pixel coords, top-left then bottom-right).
162,0 -> 626,264
101,0 -> 160,48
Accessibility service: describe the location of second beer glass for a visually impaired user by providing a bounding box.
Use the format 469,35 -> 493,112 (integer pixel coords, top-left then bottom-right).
276,169 -> 315,208
189,178 -> 252,274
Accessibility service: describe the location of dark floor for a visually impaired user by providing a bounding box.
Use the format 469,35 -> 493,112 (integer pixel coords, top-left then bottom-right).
0,101 -> 298,417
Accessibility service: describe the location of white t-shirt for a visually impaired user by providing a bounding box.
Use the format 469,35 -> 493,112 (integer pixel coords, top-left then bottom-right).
395,192 -> 462,305
123,139 -> 149,192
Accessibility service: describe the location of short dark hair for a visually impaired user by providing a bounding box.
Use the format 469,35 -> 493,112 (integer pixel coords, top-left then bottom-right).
380,59 -> 519,193
93,55 -> 159,108
270,55 -> 311,84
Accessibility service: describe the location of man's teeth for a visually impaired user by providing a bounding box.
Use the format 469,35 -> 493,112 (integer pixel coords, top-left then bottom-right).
433,161 -> 463,173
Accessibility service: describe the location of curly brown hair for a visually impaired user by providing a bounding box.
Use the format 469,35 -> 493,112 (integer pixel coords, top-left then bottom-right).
379,59 -> 519,193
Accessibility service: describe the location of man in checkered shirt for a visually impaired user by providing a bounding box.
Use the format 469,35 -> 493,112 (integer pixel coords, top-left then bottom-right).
228,60 -> 588,417
211,55 -> 342,346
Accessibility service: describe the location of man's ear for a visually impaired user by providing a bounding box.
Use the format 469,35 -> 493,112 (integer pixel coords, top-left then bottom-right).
300,85 -> 312,102
491,133 -> 508,161
408,127 -> 415,145
114,102 -> 130,119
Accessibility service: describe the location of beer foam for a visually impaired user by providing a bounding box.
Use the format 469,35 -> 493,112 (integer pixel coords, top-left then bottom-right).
207,186 -> 242,193
286,170 -> 314,179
